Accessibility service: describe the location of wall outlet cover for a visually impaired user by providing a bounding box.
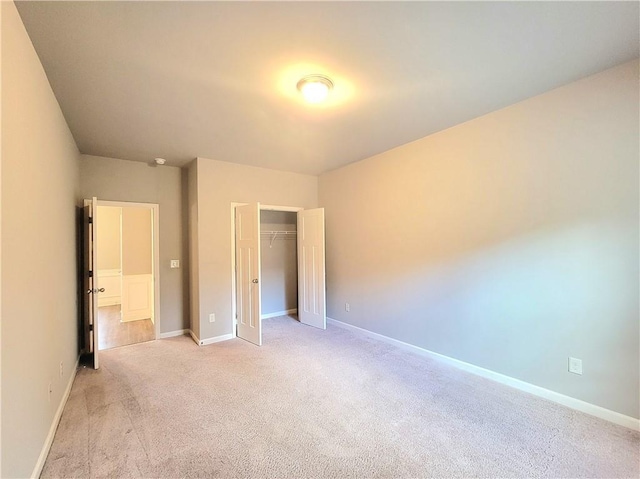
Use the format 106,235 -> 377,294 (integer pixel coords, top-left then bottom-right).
170,260 -> 180,268
568,357 -> 583,375
209,313 -> 215,323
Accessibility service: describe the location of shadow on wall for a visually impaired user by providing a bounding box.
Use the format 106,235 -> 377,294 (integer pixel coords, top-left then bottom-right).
329,217 -> 639,417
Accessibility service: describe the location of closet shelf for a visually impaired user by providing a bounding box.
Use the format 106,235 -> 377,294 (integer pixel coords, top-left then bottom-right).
260,230 -> 297,248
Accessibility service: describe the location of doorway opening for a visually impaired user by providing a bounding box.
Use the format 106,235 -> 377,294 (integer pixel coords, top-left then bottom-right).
260,210 -> 298,320
96,204 -> 155,350
83,198 -> 160,368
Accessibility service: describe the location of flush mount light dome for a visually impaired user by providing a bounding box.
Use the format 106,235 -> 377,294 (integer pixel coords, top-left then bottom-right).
296,74 -> 334,103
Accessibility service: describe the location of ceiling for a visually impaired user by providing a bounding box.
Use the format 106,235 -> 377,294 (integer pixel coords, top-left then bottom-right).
16,1 -> 639,175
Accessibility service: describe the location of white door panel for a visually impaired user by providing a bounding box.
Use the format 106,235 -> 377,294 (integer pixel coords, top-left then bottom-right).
235,203 -> 262,345
97,270 -> 121,307
298,208 -> 326,329
122,274 -> 153,322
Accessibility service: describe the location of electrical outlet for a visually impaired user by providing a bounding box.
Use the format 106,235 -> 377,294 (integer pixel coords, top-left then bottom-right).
209,313 -> 215,323
59,361 -> 64,378
568,357 -> 583,375
345,303 -> 350,312
170,260 -> 180,269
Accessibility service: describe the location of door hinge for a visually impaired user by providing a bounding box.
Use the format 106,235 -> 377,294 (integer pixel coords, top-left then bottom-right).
88,270 -> 93,278
89,324 -> 93,331
88,217 -> 93,224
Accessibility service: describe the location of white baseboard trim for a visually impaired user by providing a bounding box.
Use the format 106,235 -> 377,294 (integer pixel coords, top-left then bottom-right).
31,356 -> 80,479
200,333 -> 234,346
261,308 -> 297,320
159,329 -> 189,339
189,330 -> 233,346
327,317 -> 640,431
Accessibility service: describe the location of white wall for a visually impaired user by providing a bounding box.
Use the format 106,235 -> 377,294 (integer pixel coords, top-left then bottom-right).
80,155 -> 188,334
189,157 -> 317,341
319,60 -> 639,419
1,2 -> 81,477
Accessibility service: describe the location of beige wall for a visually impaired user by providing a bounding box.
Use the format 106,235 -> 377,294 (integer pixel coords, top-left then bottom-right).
97,206 -> 121,270
122,207 -> 152,275
187,161 -> 200,338
189,157 -> 317,340
80,155 -> 188,334
1,2 -> 81,477
319,60 -> 639,419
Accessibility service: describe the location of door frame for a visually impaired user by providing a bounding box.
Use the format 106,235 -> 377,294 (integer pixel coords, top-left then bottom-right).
86,199 -> 161,342
230,203 -> 304,338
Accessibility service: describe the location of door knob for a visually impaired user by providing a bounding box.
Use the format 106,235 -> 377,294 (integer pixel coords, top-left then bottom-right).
252,279 -> 258,284
98,288 -> 105,292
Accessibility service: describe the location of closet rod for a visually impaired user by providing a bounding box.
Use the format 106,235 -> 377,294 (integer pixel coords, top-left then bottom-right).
260,230 -> 297,248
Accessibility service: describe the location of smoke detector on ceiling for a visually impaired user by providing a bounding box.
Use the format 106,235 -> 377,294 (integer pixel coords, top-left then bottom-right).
154,158 -> 166,165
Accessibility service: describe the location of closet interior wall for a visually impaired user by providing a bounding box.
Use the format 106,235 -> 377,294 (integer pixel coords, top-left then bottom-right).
260,210 -> 298,317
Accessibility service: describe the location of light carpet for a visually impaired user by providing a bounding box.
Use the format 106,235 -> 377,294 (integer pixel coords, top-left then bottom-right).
42,315 -> 639,478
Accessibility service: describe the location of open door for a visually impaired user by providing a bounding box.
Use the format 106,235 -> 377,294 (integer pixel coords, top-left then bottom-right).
298,208 -> 326,329
83,197 -> 100,368
235,203 -> 262,346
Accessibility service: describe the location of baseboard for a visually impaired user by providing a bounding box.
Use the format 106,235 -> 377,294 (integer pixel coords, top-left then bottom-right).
327,317 -> 640,431
159,329 -> 189,339
261,308 -> 297,320
189,330 -> 233,346
200,333 -> 234,346
31,356 -> 80,479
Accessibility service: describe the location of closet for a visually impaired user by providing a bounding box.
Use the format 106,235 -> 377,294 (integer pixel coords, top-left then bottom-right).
233,203 -> 326,346
260,210 -> 298,318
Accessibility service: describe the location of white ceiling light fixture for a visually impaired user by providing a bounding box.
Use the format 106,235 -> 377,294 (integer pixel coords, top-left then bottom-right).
296,74 -> 334,104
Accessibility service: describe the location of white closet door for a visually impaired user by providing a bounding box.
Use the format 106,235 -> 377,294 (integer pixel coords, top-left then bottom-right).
235,203 -> 262,345
297,208 -> 326,329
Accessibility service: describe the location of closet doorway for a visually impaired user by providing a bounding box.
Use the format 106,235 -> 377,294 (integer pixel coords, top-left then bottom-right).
232,203 -> 326,346
83,198 -> 160,368
260,210 -> 298,319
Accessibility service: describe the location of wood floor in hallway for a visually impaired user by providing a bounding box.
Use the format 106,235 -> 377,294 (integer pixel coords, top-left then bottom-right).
98,305 -> 154,350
